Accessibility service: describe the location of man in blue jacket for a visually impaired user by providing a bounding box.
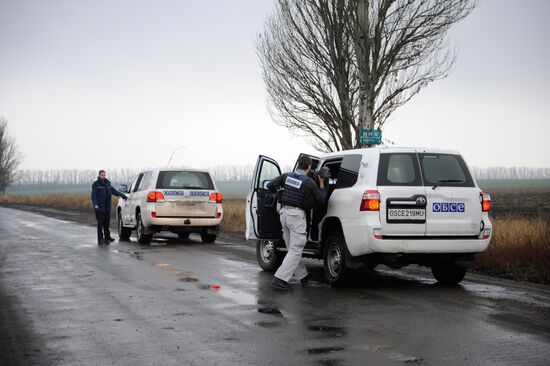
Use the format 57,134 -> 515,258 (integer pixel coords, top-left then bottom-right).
91,170 -> 127,245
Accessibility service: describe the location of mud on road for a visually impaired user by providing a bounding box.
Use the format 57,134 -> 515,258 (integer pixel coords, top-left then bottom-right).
1,205 -> 549,365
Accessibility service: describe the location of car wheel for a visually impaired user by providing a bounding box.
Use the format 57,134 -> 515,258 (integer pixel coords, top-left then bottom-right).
431,263 -> 466,285
323,233 -> 349,286
200,232 -> 217,243
256,239 -> 284,272
136,212 -> 153,245
117,212 -> 132,241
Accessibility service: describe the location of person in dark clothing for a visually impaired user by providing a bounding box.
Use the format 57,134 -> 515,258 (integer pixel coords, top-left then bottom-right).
267,155 -> 326,290
91,170 -> 127,245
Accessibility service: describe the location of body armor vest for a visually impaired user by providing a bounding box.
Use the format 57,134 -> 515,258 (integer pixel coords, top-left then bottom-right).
281,172 -> 310,208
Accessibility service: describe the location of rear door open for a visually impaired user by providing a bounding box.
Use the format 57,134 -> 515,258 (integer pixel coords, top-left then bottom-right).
245,155 -> 282,240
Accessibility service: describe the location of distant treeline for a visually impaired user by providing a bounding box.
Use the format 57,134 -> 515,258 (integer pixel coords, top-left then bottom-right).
14,166 -> 255,185
470,167 -> 550,181
13,166 -> 550,186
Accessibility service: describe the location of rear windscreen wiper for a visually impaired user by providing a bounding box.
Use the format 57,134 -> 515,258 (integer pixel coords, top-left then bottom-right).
432,179 -> 463,190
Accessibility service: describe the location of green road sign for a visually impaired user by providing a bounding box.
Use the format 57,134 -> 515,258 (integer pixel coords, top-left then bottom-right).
360,129 -> 382,145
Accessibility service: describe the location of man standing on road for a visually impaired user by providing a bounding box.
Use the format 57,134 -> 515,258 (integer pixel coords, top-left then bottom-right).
91,170 -> 127,245
267,155 -> 326,290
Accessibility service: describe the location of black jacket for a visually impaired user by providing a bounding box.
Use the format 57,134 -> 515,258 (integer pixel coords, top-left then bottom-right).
91,178 -> 125,213
267,171 -> 326,210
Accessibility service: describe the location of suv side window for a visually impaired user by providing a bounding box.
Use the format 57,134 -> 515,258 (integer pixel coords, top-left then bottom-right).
131,173 -> 144,193
322,158 -> 342,187
335,154 -> 361,189
136,172 -> 152,192
377,153 -> 422,186
129,174 -> 141,193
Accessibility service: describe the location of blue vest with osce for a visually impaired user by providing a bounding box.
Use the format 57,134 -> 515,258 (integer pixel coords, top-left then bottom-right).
281,171 -> 310,209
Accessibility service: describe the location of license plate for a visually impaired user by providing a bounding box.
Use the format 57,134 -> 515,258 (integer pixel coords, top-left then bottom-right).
387,208 -> 425,221
174,201 -> 196,207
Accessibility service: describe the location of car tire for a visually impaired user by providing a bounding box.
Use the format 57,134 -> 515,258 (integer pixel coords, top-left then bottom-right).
136,212 -> 153,245
200,232 -> 217,243
256,239 -> 284,272
323,233 -> 349,286
431,263 -> 466,285
117,212 -> 132,241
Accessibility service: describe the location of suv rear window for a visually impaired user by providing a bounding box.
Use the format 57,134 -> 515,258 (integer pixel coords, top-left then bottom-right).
377,153 -> 422,186
156,171 -> 214,190
418,154 -> 474,187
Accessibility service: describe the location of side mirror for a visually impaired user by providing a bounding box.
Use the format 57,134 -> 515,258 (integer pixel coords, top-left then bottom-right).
119,184 -> 128,193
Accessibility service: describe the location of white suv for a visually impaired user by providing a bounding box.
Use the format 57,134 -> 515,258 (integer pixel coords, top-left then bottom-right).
117,169 -> 223,244
246,147 -> 492,285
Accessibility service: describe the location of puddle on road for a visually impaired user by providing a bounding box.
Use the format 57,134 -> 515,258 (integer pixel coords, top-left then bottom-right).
255,320 -> 285,328
197,283 -> 258,306
110,249 -> 147,260
179,276 -> 199,282
149,261 -> 199,283
307,346 -> 345,355
348,344 -> 423,364
258,305 -> 283,316
308,325 -> 346,337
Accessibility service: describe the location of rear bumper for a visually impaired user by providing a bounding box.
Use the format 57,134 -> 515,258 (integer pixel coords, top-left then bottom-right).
144,215 -> 222,228
368,237 -> 490,254
343,214 -> 492,256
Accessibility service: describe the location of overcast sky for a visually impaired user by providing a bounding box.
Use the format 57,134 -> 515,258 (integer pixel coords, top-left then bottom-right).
0,0 -> 548,171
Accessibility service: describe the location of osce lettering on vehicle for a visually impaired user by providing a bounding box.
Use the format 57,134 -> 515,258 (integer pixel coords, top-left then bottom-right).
164,191 -> 184,196
190,191 -> 210,197
433,202 -> 465,213
285,176 -> 303,189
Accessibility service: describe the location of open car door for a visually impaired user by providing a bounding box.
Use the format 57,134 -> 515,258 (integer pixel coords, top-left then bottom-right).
245,155 -> 283,241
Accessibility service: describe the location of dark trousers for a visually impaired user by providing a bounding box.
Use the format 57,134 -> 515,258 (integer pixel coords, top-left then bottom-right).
95,210 -> 111,242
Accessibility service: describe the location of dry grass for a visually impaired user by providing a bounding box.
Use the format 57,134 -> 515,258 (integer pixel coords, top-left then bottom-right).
220,199 -> 246,234
0,193 -> 101,212
2,193 -> 549,283
472,216 -> 550,283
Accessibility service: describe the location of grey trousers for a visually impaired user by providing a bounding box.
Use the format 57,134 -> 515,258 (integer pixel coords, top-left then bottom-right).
274,208 -> 308,282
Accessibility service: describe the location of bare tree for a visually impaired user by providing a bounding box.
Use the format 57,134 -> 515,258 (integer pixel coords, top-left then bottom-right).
257,0 -> 476,151
0,117 -> 22,194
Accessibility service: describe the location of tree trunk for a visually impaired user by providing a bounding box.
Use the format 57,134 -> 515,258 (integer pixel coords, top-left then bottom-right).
355,0 -> 371,147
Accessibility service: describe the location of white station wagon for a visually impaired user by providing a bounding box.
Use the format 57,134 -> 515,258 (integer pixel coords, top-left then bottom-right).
117,169 -> 223,244
246,147 -> 492,285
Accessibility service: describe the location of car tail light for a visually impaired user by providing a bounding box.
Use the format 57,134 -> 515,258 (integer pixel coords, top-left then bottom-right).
209,192 -> 223,204
482,228 -> 491,239
360,190 -> 380,211
147,191 -> 165,203
480,192 -> 491,212
151,211 -> 156,218
373,228 -> 382,239
215,212 -> 222,219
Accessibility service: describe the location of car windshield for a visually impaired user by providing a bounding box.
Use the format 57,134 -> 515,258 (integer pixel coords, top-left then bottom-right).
418,154 -> 474,187
156,171 -> 214,190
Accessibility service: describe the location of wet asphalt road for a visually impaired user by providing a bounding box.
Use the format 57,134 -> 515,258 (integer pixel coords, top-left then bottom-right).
1,206 -> 549,366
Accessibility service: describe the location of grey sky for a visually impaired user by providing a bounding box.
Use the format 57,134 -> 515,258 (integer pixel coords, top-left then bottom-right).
0,0 -> 548,171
